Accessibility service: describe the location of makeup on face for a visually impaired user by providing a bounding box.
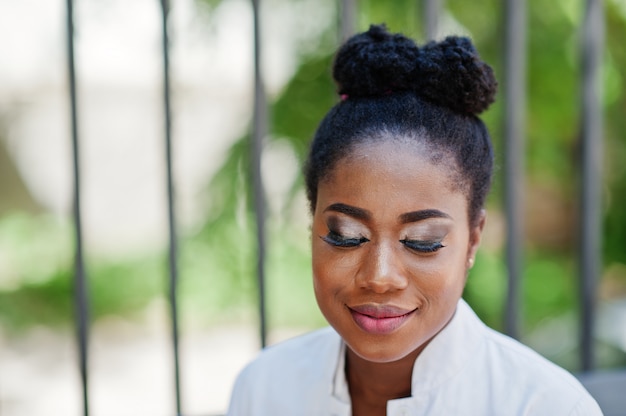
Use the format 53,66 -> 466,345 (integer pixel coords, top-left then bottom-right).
348,304 -> 418,335
321,215 -> 370,248
311,140 -> 478,364
320,207 -> 453,254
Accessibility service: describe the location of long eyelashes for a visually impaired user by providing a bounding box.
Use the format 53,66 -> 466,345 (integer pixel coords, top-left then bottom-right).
321,230 -> 445,253
321,230 -> 369,248
400,239 -> 445,253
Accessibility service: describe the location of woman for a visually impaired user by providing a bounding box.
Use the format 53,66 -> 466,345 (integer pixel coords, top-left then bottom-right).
227,25 -> 601,415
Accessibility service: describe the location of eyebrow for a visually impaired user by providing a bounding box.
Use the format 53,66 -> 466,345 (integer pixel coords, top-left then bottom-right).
323,203 -> 451,224
323,203 -> 371,220
399,209 -> 452,224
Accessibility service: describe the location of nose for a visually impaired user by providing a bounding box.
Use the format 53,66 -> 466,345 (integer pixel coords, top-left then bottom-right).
357,241 -> 409,293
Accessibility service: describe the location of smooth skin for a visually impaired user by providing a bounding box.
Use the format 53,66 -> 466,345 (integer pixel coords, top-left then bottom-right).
311,140 -> 485,416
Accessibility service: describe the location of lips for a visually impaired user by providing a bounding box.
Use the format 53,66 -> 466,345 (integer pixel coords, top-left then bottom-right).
348,304 -> 417,335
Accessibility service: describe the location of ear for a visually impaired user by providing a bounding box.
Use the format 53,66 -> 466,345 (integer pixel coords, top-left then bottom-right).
466,209 -> 486,270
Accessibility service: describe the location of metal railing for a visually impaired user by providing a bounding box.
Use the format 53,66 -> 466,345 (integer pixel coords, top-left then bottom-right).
502,0 -> 526,342
64,0 -> 611,414
65,1 -> 89,415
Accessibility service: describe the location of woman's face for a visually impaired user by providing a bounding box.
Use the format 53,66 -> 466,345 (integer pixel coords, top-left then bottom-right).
312,140 -> 484,363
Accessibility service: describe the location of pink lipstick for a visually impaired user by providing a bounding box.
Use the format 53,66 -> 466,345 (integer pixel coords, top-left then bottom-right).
349,304 -> 416,335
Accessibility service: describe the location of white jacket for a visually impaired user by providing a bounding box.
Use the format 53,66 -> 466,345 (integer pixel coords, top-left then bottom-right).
227,299 -> 602,415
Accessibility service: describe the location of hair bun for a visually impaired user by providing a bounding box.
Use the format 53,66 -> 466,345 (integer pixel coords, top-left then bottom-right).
333,25 -> 497,115
415,36 -> 497,114
333,24 -> 421,99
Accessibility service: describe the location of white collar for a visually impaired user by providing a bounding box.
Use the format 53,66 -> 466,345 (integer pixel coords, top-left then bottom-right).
410,299 -> 484,394
330,299 -> 485,406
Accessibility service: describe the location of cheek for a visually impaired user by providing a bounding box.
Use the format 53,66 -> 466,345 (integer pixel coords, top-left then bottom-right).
312,240 -> 334,298
311,241 -> 362,316
312,241 -> 347,290
402,245 -> 469,295
312,248 -> 343,324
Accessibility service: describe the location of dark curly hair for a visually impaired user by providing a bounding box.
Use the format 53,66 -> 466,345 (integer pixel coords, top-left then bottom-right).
304,24 -> 497,226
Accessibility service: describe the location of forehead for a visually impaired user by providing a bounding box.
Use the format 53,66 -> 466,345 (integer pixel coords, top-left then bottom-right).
318,141 -> 469,222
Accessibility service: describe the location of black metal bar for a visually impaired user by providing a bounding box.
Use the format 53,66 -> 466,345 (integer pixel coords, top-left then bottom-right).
423,0 -> 439,40
340,0 -> 357,41
251,0 -> 268,349
579,0 -> 604,372
503,0 -> 526,339
159,0 -> 183,412
66,1 -> 90,415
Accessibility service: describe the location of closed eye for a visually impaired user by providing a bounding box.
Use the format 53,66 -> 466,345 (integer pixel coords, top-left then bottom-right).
400,239 -> 445,253
321,231 -> 369,248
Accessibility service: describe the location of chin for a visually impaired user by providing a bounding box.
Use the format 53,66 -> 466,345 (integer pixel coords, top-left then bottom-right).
347,339 -> 423,364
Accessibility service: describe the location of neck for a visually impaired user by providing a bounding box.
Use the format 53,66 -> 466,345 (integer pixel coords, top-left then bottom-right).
345,346 -> 423,414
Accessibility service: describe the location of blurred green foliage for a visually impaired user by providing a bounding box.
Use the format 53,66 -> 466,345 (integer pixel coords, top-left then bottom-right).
0,0 -> 624,370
